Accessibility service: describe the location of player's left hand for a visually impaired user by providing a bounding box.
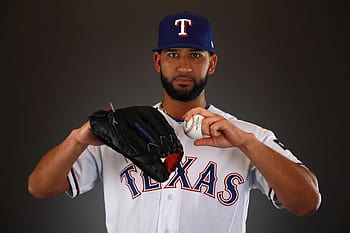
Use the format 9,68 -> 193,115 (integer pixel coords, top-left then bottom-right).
183,107 -> 251,148
89,106 -> 184,182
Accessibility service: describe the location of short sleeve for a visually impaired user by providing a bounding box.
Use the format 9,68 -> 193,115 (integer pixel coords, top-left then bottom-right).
263,133 -> 303,165
249,130 -> 304,209
65,146 -> 102,198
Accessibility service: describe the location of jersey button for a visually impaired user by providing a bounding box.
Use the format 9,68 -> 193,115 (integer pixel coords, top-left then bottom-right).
168,194 -> 174,200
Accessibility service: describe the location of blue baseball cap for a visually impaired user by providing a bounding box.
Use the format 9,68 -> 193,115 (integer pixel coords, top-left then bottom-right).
152,12 -> 215,53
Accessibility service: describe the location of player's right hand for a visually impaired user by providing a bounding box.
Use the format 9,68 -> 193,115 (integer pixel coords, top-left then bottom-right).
184,107 -> 252,149
74,121 -> 104,146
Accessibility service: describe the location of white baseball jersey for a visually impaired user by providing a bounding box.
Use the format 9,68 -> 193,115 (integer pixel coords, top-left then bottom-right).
66,103 -> 303,233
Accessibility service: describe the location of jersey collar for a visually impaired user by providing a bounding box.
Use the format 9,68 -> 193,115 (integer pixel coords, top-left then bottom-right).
157,102 -> 211,123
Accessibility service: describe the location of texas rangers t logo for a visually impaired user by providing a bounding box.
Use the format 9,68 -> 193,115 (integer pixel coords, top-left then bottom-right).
175,19 -> 193,37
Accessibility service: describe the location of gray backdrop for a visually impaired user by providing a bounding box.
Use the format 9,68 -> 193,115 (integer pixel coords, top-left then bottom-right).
5,0 -> 345,232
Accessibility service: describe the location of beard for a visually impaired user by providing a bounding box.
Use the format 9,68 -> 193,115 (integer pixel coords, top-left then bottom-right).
160,72 -> 208,102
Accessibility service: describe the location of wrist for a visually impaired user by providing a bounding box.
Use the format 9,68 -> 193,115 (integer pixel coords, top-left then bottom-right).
237,132 -> 258,153
68,129 -> 90,150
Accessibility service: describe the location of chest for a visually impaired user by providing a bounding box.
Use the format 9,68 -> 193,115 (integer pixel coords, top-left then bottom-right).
101,133 -> 251,205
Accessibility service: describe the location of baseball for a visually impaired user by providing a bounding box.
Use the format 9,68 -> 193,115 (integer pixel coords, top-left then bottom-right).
183,114 -> 205,139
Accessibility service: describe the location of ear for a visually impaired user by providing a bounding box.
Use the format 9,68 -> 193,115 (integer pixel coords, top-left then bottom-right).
208,54 -> 218,75
153,52 -> 161,73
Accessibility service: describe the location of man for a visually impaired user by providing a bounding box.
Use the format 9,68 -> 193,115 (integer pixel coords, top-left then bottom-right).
28,12 -> 321,233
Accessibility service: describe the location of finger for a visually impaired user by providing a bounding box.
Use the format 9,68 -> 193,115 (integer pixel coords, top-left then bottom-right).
209,120 -> 226,138
194,137 -> 215,147
201,116 -> 225,135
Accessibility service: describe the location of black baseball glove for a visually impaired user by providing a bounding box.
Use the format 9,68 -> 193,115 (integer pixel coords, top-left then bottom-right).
89,106 -> 184,182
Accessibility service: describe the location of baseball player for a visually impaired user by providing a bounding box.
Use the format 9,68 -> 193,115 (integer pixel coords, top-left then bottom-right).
28,12 -> 321,233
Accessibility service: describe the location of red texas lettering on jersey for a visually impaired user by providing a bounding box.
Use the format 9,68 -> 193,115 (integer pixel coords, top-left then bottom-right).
119,156 -> 245,206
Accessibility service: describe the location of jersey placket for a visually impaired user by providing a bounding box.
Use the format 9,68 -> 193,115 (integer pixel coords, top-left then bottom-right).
157,180 -> 181,233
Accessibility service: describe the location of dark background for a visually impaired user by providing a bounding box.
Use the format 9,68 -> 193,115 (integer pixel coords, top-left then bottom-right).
5,0 -> 346,232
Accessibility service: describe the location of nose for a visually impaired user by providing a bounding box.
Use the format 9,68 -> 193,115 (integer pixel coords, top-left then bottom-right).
176,57 -> 192,73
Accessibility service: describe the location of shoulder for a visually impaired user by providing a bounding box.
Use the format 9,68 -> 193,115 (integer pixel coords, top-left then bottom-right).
208,105 -> 274,141
208,104 -> 237,120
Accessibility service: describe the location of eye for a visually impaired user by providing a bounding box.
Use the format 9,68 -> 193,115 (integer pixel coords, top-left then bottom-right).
168,53 -> 178,58
191,53 -> 202,58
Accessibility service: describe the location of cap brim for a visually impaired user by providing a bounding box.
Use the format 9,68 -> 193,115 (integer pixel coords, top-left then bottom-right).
152,43 -> 215,53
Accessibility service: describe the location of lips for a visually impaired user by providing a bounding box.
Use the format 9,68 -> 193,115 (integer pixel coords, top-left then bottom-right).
173,76 -> 195,86
175,78 -> 193,84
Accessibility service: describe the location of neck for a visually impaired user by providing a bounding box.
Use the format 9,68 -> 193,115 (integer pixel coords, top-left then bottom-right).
161,90 -> 207,120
